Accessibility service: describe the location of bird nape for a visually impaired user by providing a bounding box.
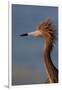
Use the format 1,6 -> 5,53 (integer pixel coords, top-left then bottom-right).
20,18 -> 58,83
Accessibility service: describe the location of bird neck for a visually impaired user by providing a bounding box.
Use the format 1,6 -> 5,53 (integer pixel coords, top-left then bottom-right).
44,40 -> 52,59
44,40 -> 57,82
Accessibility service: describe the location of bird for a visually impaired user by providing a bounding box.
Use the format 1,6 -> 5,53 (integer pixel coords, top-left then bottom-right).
20,18 -> 58,83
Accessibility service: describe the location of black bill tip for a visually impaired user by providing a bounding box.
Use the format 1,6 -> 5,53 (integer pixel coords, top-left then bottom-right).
20,33 -> 28,36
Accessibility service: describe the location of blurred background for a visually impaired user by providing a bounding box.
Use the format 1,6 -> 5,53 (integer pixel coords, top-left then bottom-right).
12,4 -> 58,85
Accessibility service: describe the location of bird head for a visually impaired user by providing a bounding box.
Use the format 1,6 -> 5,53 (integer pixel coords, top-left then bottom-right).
20,18 -> 56,43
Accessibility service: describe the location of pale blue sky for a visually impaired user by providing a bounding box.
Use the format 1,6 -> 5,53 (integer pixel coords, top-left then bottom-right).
12,4 -> 58,85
